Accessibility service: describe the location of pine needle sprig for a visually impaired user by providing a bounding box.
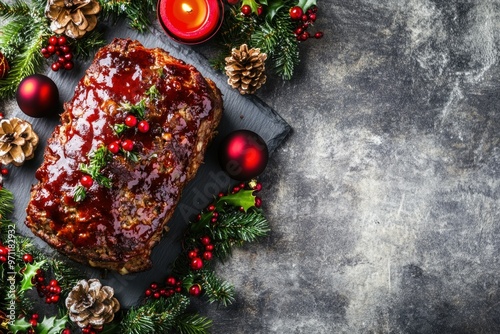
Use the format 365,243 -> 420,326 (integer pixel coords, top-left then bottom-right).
199,269 -> 235,306
120,294 -> 191,334
98,0 -> 156,32
174,313 -> 212,334
0,0 -> 31,19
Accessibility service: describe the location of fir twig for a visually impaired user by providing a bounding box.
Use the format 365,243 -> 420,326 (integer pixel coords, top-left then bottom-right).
174,313 -> 212,334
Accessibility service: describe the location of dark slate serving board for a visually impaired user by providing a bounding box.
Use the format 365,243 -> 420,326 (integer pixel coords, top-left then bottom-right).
4,21 -> 290,307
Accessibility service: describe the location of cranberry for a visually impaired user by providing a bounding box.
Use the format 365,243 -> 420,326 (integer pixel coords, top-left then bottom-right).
200,236 -> 211,246
289,6 -> 303,20
80,175 -> 93,188
108,141 -> 120,154
23,254 -> 34,263
137,120 -> 150,133
48,36 -> 58,46
121,139 -> 134,151
57,36 -> 67,46
190,257 -> 203,270
125,115 -> 137,127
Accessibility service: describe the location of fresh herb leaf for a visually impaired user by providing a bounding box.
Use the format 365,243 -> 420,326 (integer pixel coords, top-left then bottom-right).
113,123 -> 129,136
146,85 -> 160,100
73,185 -> 87,202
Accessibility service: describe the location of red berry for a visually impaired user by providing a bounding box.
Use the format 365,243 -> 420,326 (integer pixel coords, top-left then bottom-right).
314,31 -> 324,39
1,168 -> 8,175
255,197 -> 262,208
257,5 -> 263,16
298,32 -> 310,41
187,250 -> 198,259
80,175 -> 93,188
189,284 -> 202,296
190,257 -> 203,270
23,254 -> 34,263
50,294 -> 60,303
166,276 -> 177,286
308,13 -> 317,22
150,282 -> 158,290
108,141 -> 120,154
41,47 -> 49,55
64,61 -> 74,70
49,279 -> 59,287
145,289 -> 152,296
207,204 -> 216,212
137,120 -> 150,133
121,139 -> 134,151
289,6 -> 303,20
47,45 -> 56,54
0,255 -> 6,263
51,62 -> 60,71
301,14 -> 308,22
30,318 -> 38,326
241,4 -> 252,16
58,56 -> 65,64
48,36 -> 58,46
200,236 -> 211,246
61,45 -> 70,54
253,182 -> 263,191
202,251 -> 213,261
62,329 -> 71,334
205,244 -> 214,251
125,115 -> 137,127
0,112 -> 4,119
57,36 -> 67,46
153,292 -> 161,299
64,53 -> 73,61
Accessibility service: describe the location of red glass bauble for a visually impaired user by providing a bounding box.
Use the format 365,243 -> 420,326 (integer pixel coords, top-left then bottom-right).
16,74 -> 59,118
218,130 -> 269,181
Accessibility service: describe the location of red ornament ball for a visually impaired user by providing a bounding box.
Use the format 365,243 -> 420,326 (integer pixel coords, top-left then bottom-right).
0,51 -> 10,79
16,74 -> 59,118
218,130 -> 269,181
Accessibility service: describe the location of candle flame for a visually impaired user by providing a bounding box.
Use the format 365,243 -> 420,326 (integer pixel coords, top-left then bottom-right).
181,3 -> 193,13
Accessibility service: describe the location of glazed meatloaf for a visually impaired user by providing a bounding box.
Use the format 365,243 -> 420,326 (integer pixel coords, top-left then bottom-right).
25,39 -> 223,274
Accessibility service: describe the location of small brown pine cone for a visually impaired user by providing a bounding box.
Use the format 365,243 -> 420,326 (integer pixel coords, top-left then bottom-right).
65,279 -> 120,328
45,0 -> 101,39
0,118 -> 39,166
225,44 -> 267,95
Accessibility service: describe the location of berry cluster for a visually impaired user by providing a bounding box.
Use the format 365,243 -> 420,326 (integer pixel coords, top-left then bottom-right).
187,235 -> 215,272
41,35 -> 74,72
25,313 -> 40,334
290,5 -> 323,41
0,243 -> 9,263
32,269 -> 62,304
144,276 -> 183,299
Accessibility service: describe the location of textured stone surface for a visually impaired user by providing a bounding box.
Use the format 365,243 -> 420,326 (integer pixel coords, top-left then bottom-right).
197,1 -> 500,333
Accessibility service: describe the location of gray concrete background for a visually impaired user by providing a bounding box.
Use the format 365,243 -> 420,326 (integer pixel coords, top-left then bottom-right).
197,1 -> 500,333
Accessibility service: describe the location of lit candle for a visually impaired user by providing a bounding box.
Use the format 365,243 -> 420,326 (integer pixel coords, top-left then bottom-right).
158,0 -> 223,44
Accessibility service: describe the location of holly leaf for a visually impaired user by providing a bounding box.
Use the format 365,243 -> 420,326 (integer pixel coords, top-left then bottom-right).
20,260 -> 46,293
9,318 -> 32,334
297,0 -> 317,10
220,189 -> 256,212
37,315 -> 68,334
266,0 -> 285,21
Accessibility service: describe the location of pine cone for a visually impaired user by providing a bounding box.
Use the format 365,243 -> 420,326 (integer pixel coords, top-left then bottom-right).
65,279 -> 120,328
225,44 -> 267,95
0,118 -> 39,166
45,0 -> 101,39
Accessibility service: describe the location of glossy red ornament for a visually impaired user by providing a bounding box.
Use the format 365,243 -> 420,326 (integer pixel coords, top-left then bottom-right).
16,74 -> 59,118
218,130 -> 269,181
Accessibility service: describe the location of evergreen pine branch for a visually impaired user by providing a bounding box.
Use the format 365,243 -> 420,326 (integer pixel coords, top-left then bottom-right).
199,269 -> 235,306
174,313 -> 212,334
97,0 -> 156,32
70,30 -> 107,60
0,0 -> 31,19
0,18 -> 49,99
121,294 -> 191,334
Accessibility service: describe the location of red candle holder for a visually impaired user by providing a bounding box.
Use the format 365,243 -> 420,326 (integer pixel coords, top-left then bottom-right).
157,0 -> 223,45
